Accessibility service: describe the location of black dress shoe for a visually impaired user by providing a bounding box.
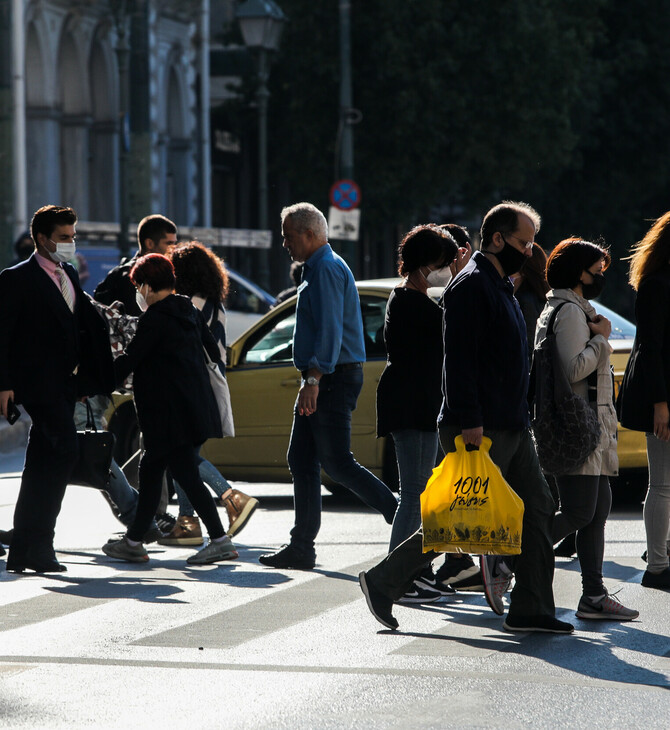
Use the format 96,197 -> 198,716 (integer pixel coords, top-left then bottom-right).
6,547 -> 67,574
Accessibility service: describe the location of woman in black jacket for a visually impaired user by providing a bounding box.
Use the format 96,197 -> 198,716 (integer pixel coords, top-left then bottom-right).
619,212 -> 670,590
102,254 -> 237,566
376,224 -> 475,601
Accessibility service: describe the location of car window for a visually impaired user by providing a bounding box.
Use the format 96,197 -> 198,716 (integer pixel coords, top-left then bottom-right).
240,293 -> 389,366
360,294 -> 387,358
243,309 -> 296,364
226,280 -> 271,315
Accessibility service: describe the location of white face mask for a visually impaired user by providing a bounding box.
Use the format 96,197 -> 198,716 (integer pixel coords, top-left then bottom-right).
48,240 -> 76,264
425,266 -> 452,287
135,286 -> 149,312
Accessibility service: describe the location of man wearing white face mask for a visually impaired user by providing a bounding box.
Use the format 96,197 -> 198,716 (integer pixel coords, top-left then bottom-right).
0,205 -> 114,574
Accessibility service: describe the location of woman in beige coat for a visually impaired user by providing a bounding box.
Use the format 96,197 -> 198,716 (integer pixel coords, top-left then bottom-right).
534,238 -> 638,621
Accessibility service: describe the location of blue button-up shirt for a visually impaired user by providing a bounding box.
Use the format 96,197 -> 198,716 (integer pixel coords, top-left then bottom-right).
293,243 -> 366,374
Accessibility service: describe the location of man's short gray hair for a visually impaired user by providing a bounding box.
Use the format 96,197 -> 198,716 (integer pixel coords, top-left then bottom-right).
281,202 -> 328,241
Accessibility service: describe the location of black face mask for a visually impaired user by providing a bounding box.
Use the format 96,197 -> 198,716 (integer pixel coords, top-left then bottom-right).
582,272 -> 605,300
494,236 -> 528,277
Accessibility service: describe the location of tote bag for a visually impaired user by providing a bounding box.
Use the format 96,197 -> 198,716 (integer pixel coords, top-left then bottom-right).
70,400 -> 115,490
204,348 -> 235,438
529,302 -> 600,474
420,436 -> 524,555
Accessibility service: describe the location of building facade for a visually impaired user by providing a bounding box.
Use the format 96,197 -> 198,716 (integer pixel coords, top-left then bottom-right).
2,0 -> 206,260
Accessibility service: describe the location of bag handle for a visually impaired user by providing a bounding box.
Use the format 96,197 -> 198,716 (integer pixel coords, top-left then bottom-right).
84,399 -> 98,433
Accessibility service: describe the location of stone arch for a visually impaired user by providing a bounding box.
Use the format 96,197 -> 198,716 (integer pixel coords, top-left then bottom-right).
25,23 -> 46,107
57,23 -> 91,217
161,51 -> 192,225
88,31 -> 119,221
25,20 -> 58,215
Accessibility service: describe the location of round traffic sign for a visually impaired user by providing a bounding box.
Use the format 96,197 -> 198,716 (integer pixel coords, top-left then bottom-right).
329,179 -> 361,211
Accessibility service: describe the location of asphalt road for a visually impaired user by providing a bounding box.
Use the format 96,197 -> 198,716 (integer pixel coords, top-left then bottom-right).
0,447 -> 668,729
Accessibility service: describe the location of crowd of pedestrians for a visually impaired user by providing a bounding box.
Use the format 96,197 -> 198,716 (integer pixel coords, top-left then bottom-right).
0,198 -> 668,639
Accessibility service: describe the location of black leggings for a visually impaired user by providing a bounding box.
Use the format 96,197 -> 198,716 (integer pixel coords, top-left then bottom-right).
127,443 -> 225,542
552,474 -> 611,596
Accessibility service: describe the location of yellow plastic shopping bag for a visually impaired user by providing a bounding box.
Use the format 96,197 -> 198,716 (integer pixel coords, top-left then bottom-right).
420,436 -> 524,555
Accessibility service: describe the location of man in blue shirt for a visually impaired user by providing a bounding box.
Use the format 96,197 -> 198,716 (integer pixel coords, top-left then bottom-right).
260,203 -> 397,569
359,202 -> 573,634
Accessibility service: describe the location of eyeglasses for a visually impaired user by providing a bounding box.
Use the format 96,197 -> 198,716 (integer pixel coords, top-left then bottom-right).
502,233 -> 534,250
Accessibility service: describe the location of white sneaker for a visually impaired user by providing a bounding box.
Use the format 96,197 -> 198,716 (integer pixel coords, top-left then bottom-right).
186,536 -> 238,565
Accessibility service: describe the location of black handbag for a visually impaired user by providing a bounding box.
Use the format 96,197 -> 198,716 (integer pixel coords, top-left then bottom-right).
529,302 -> 601,475
70,400 -> 116,490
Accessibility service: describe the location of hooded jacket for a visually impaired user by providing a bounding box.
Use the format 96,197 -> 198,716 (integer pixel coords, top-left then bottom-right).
114,293 -> 223,451
534,288 -> 618,476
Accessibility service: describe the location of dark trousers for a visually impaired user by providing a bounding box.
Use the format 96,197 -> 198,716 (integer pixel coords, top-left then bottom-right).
552,474 -> 611,596
368,427 -> 557,618
11,387 -> 78,557
287,367 -> 397,557
127,443 -> 225,542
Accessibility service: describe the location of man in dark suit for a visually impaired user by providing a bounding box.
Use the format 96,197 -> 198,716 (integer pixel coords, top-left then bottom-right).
0,205 -> 115,573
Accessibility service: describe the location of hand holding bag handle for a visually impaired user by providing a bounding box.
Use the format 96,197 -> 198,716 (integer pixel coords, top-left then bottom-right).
420,436 -> 525,556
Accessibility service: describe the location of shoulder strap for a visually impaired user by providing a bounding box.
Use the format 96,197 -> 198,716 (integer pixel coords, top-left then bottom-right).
546,301 -> 570,336
548,301 -> 598,404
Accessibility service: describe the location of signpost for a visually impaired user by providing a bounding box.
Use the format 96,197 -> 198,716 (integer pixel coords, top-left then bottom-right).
329,178 -> 361,245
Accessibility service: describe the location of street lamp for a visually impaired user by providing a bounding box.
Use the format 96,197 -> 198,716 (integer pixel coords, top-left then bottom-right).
236,0 -> 286,290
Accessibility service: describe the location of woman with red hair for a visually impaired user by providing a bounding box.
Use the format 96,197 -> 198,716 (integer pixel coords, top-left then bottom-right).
102,253 -> 237,566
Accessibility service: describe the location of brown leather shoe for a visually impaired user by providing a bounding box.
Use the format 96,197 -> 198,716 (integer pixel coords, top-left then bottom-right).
157,515 -> 204,546
220,489 -> 259,537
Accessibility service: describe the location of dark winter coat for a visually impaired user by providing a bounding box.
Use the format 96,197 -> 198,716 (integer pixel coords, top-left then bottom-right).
0,254 -> 114,403
376,287 -> 444,436
617,265 -> 670,433
114,293 -> 222,451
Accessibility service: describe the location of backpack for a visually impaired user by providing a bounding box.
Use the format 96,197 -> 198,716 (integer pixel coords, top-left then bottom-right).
529,302 -> 601,475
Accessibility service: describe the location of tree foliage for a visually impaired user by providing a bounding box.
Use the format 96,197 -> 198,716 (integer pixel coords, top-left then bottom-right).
254,0 -> 670,304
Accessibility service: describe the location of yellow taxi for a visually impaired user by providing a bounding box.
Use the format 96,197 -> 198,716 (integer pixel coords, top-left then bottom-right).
106,279 -> 647,489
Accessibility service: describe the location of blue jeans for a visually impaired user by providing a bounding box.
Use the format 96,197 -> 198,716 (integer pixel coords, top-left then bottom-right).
287,367 -> 397,557
388,429 -> 438,551
175,453 -> 233,517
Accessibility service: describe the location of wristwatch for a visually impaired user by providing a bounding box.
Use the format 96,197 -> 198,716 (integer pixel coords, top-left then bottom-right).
305,375 -> 320,387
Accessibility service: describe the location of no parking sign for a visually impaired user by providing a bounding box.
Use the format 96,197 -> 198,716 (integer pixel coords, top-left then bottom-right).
329,179 -> 361,211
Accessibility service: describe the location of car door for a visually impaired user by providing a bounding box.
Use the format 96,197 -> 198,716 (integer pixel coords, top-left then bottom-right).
200,304 -> 300,479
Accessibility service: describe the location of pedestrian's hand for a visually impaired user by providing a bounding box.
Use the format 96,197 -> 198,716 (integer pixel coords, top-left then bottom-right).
0,390 -> 15,419
297,384 -> 319,417
653,402 -> 670,441
461,426 -> 483,447
588,314 -> 612,339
